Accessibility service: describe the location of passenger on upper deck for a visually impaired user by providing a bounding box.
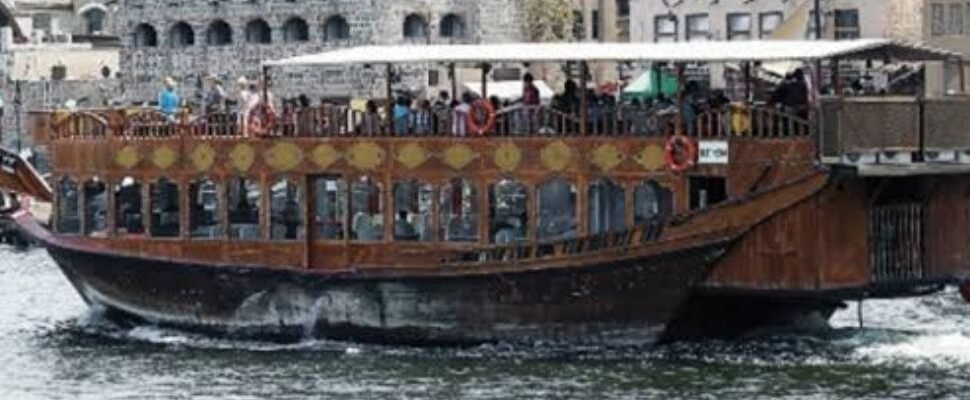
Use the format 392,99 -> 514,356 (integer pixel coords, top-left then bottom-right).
393,96 -> 412,135
358,100 -> 382,136
202,75 -> 227,115
452,92 -> 474,136
158,77 -> 181,120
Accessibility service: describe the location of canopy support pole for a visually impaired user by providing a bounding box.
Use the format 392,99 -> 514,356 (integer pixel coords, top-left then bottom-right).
676,62 -> 685,136
959,58 -> 966,94
449,63 -> 457,100
580,61 -> 589,136
480,63 -> 491,99
261,65 -> 270,104
385,63 -> 393,133
831,58 -> 841,94
742,62 -> 751,103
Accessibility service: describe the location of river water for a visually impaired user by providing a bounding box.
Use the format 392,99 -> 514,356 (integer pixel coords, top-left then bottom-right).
1,246 -> 969,399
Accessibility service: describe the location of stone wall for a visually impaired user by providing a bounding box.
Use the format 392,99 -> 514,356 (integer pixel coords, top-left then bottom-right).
118,0 -> 527,103
1,78 -> 119,149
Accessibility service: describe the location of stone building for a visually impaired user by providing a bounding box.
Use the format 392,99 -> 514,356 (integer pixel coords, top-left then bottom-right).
629,0 -> 970,96
119,0 -> 529,102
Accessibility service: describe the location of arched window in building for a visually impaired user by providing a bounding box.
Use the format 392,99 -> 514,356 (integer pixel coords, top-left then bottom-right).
133,23 -> 158,47
323,15 -> 350,42
270,178 -> 304,240
313,176 -> 346,240
206,20 -> 233,46
228,177 -> 261,240
114,177 -> 143,235
403,13 -> 428,39
634,180 -> 673,225
150,178 -> 180,238
489,179 -> 528,244
588,178 -> 627,234
245,18 -> 271,44
439,13 -> 465,38
537,178 -> 577,240
393,180 -> 433,242
81,7 -> 106,35
83,178 -> 108,236
168,21 -> 195,48
350,177 -> 383,241
189,179 -> 220,239
440,178 -> 478,242
282,17 -> 310,43
56,177 -> 80,234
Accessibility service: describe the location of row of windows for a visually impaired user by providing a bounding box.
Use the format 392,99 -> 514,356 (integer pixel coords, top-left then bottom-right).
653,9 -> 860,42
132,13 -> 466,48
930,2 -> 970,37
55,176 -> 673,244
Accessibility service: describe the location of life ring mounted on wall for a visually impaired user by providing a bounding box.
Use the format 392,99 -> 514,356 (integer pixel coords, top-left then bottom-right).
664,135 -> 697,173
248,103 -> 277,137
466,99 -> 497,135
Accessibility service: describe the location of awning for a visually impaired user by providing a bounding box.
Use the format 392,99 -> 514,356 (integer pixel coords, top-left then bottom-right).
463,80 -> 554,101
265,39 -> 960,67
621,70 -> 678,100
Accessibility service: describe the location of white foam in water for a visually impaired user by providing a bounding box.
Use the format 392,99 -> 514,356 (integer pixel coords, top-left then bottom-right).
857,333 -> 970,366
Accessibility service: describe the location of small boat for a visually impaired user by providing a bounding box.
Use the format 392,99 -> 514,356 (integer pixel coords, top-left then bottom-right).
3,39 -> 970,345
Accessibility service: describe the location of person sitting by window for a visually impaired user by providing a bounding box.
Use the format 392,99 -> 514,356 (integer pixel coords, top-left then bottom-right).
394,210 -> 419,241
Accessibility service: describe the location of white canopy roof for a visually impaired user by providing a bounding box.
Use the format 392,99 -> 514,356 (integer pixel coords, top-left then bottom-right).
463,80 -> 554,102
264,39 -> 959,67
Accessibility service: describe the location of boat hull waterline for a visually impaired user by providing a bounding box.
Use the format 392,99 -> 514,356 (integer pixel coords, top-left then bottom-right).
21,215 -> 728,345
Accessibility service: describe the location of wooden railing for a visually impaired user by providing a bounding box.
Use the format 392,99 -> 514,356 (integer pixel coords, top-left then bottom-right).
443,217 -> 666,266
44,103 -> 814,141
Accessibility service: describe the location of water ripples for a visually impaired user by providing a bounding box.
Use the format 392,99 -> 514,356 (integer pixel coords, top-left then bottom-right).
2,245 -> 970,399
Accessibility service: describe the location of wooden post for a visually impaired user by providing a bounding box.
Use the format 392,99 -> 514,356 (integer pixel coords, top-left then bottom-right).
580,61 -> 589,136
261,65 -> 270,104
385,63 -> 394,134
676,62 -> 686,136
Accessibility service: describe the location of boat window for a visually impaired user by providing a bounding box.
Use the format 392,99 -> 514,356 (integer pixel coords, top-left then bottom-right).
350,177 -> 383,241
56,177 -> 80,234
588,178 -> 627,234
440,178 -> 478,242
228,177 -> 261,240
689,176 -> 727,210
634,180 -> 674,224
489,179 -> 528,244
83,178 -> 108,237
114,177 -> 143,235
537,178 -> 578,240
150,178 -> 180,238
189,179 -> 221,239
313,176 -> 346,240
271,178 -> 304,240
393,180 -> 433,242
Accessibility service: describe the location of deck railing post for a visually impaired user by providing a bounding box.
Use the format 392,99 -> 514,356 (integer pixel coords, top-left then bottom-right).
580,61 -> 589,136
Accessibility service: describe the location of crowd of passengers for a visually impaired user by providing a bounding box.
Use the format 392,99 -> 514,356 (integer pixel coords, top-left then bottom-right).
149,69 -> 813,137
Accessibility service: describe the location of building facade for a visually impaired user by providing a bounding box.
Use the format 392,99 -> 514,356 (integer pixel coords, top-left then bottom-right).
118,0 -> 529,101
629,0 -> 970,96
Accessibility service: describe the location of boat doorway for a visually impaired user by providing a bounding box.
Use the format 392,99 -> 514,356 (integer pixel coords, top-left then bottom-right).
866,177 -> 930,284
306,174 -> 349,269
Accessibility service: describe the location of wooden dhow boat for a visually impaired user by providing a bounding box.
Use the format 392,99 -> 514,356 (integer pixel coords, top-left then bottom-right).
3,39 -> 970,345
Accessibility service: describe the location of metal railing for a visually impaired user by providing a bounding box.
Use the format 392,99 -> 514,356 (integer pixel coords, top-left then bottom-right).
869,203 -> 926,283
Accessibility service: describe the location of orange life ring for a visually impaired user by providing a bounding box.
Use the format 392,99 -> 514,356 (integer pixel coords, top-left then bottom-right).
664,135 -> 697,172
247,103 -> 277,137
466,99 -> 496,135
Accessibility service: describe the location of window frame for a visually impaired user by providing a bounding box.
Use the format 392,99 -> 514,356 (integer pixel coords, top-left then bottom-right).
726,13 -> 753,41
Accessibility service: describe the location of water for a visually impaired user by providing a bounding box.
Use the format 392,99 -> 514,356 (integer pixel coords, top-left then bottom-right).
2,246 -> 970,400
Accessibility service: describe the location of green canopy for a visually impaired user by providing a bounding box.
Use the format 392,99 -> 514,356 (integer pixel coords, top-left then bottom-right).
621,69 -> 678,102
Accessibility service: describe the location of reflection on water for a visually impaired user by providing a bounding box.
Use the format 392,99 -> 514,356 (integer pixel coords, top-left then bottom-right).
1,246 -> 970,399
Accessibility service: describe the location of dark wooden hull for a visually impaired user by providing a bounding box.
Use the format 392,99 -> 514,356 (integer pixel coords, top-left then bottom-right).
39,228 -> 728,346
